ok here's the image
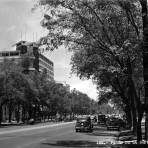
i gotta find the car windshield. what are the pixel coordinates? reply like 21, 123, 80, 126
76, 120, 90, 126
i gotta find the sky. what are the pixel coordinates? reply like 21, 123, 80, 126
0, 0, 98, 100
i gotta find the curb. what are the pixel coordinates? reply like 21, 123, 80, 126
116, 130, 136, 142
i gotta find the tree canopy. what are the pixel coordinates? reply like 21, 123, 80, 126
36, 0, 146, 141
0, 58, 96, 123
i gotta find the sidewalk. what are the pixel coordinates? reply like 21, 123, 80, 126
117, 130, 134, 141
93, 125, 119, 137
86, 124, 119, 145
91, 124, 138, 145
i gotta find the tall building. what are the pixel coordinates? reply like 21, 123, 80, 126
0, 41, 54, 81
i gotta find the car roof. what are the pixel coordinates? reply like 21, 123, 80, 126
77, 118, 88, 121
78, 119, 88, 122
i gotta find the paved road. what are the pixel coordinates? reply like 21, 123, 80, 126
0, 122, 117, 148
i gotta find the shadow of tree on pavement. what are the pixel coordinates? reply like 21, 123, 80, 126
112, 144, 148, 148
42, 140, 111, 147
42, 140, 148, 148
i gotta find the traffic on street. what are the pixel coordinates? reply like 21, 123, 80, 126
0, 120, 118, 148
1, 0, 148, 148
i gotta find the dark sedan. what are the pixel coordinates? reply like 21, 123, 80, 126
75, 118, 93, 132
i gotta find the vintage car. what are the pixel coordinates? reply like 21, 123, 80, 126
106, 117, 125, 131
98, 114, 106, 125
75, 117, 93, 132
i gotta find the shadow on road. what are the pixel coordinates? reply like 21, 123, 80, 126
112, 144, 148, 148
42, 141, 148, 148
42, 140, 111, 147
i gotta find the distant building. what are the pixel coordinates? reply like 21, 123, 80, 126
55, 81, 70, 92
0, 41, 54, 81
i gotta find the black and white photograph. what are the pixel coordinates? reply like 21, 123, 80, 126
0, 0, 148, 148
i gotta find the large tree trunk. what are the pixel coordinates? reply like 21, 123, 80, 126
145, 109, 148, 141
137, 107, 144, 143
128, 82, 137, 134
8, 103, 13, 123
140, 0, 148, 141
0, 105, 3, 124
124, 105, 132, 128
126, 56, 138, 134
28, 106, 33, 120
131, 105, 137, 134
22, 104, 26, 122
8, 108, 12, 123
16, 104, 20, 123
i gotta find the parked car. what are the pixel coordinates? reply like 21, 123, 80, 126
98, 114, 106, 125
75, 117, 93, 132
106, 117, 125, 131
28, 118, 35, 125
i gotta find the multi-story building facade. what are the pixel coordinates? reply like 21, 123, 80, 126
39, 53, 54, 81
0, 41, 54, 81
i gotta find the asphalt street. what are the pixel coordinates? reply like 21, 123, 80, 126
0, 122, 117, 148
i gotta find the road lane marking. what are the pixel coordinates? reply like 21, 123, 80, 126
0, 121, 75, 135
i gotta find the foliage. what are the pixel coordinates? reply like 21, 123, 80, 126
36, 0, 143, 92
0, 58, 96, 123
36, 0, 145, 139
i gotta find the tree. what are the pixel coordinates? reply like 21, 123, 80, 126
36, 0, 144, 142
69, 89, 95, 115
139, 0, 148, 141
0, 59, 29, 123
0, 73, 6, 123
98, 89, 131, 126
